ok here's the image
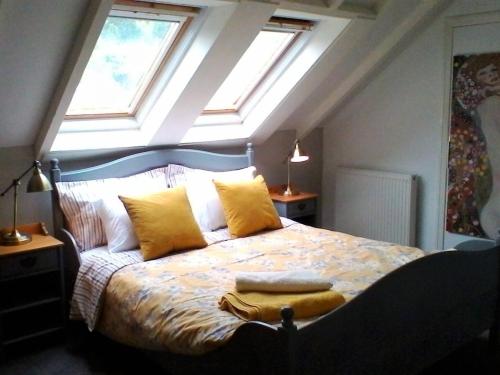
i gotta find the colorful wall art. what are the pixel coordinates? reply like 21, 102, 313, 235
447, 53, 500, 239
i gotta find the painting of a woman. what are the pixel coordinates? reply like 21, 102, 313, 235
447, 53, 500, 239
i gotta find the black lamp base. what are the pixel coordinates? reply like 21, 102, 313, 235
1, 230, 32, 246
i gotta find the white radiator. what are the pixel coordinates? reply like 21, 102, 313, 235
334, 167, 417, 246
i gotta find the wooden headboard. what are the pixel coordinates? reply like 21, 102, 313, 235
49, 144, 255, 290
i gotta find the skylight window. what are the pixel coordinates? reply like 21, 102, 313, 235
49, 5, 349, 153
202, 18, 312, 114
66, 10, 187, 118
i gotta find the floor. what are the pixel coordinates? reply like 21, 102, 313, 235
0, 330, 499, 375
0, 331, 165, 375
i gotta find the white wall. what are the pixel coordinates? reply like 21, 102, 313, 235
321, 0, 500, 250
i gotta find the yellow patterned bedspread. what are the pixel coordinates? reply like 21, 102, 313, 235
98, 223, 424, 355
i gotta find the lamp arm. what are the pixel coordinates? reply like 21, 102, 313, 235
0, 161, 38, 196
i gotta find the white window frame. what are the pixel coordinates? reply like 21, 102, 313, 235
196, 18, 313, 124
59, 5, 194, 133
192, 20, 313, 129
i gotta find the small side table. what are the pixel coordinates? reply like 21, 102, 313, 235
0, 226, 65, 356
269, 187, 318, 226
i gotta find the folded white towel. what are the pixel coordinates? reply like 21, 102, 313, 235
235, 270, 333, 293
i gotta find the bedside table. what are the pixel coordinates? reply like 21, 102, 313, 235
270, 188, 318, 226
0, 230, 65, 355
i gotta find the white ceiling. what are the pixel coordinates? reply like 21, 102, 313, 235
0, 0, 451, 157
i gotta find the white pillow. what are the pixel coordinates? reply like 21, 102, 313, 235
95, 175, 168, 252
185, 166, 256, 231
95, 197, 138, 253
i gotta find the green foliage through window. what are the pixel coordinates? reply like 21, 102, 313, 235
67, 14, 180, 116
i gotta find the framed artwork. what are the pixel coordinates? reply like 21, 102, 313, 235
446, 52, 500, 239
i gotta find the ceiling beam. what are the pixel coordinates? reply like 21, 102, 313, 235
34, 0, 112, 159
277, 0, 376, 19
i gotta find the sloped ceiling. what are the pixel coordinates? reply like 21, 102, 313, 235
285, 0, 453, 138
0, 0, 451, 157
0, 0, 89, 148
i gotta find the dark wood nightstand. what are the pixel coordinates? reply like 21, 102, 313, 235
0, 227, 65, 356
269, 187, 318, 226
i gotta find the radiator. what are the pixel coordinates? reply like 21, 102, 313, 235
334, 167, 417, 246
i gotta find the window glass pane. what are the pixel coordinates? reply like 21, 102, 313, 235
67, 15, 179, 116
204, 30, 295, 112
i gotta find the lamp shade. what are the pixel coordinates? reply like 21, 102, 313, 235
290, 140, 309, 163
27, 163, 53, 193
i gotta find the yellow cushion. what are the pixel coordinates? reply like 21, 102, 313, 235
119, 187, 207, 260
214, 175, 282, 237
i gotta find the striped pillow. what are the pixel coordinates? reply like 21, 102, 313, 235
56, 167, 170, 252
165, 164, 190, 187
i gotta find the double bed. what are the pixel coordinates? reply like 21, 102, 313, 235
49, 144, 500, 375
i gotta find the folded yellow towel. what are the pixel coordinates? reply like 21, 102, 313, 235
219, 290, 346, 322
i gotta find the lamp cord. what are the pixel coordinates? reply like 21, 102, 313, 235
287, 159, 291, 189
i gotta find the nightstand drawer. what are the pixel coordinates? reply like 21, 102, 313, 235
0, 249, 58, 279
286, 199, 316, 218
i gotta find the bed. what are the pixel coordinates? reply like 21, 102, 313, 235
49, 144, 500, 375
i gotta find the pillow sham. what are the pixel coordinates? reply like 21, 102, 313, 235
119, 187, 207, 261
214, 175, 282, 237
165, 164, 190, 188
185, 166, 256, 231
56, 167, 169, 251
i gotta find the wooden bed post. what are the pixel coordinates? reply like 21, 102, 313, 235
50, 158, 61, 182
278, 307, 298, 375
50, 159, 63, 235
246, 143, 255, 166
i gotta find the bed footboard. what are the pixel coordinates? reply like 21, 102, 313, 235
293, 245, 500, 375
149, 245, 499, 375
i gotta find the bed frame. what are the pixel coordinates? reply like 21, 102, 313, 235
50, 144, 500, 375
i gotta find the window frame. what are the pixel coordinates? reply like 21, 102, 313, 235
64, 3, 195, 121
200, 17, 314, 116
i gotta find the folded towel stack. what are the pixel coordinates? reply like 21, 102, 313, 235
235, 270, 333, 293
219, 290, 345, 322
219, 270, 345, 322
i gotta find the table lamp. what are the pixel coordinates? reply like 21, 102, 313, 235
0, 161, 53, 246
284, 139, 309, 196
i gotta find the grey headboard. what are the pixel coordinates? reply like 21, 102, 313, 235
49, 144, 255, 288
50, 144, 255, 183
